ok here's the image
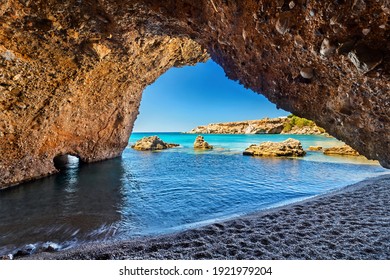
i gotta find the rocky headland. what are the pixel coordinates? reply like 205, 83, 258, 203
188, 116, 327, 135
131, 136, 179, 151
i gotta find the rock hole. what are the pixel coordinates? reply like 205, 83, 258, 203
53, 154, 80, 171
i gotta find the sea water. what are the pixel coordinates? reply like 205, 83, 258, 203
0, 133, 388, 256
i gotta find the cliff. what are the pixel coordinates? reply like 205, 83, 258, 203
188, 117, 327, 135
0, 0, 389, 188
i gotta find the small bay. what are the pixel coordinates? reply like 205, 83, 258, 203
0, 133, 388, 256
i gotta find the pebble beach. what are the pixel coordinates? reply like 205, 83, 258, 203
26, 174, 390, 260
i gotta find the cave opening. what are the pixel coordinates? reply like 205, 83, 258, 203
53, 154, 80, 171
133, 59, 289, 133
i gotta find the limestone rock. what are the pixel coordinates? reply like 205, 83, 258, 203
188, 117, 325, 135
308, 146, 323, 151
131, 136, 179, 151
282, 126, 327, 135
243, 138, 306, 157
194, 136, 213, 150
323, 145, 360, 156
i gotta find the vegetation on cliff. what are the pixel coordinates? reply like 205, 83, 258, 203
282, 115, 326, 134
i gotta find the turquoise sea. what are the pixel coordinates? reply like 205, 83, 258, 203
0, 133, 389, 256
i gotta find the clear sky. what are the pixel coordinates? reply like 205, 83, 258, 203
133, 60, 289, 132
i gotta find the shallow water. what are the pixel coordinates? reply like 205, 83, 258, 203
0, 133, 388, 256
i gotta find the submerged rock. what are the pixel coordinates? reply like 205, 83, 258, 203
131, 136, 179, 151
194, 135, 213, 150
13, 244, 36, 258
308, 146, 323, 151
323, 145, 360, 156
1, 254, 13, 260
243, 138, 306, 157
42, 242, 61, 252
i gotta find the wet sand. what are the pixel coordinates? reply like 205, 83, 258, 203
27, 175, 390, 260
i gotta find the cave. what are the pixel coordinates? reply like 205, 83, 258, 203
53, 154, 80, 171
0, 0, 389, 189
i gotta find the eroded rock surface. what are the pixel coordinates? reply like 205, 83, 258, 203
193, 135, 213, 150
323, 145, 360, 156
243, 138, 306, 157
0, 0, 389, 188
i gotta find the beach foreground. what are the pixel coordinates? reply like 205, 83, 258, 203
26, 175, 390, 260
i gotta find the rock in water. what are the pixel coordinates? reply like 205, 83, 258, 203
323, 145, 360, 156
194, 135, 213, 150
243, 138, 306, 157
132, 136, 179, 151
308, 146, 323, 151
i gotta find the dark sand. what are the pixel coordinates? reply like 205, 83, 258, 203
27, 175, 390, 260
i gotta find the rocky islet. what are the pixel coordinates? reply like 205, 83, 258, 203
131, 136, 179, 151
243, 138, 306, 157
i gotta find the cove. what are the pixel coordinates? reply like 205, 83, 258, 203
0, 133, 388, 256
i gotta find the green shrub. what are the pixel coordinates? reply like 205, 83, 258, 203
284, 115, 315, 130
283, 122, 292, 132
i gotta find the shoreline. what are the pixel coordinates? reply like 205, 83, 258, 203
25, 174, 390, 260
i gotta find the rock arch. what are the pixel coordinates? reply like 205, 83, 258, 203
0, 0, 389, 188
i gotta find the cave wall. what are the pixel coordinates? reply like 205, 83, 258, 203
0, 0, 389, 188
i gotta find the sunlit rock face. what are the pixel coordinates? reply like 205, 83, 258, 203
0, 0, 389, 188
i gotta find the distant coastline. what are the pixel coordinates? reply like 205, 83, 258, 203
187, 115, 328, 136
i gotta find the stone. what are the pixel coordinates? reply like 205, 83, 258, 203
275, 13, 292, 35
193, 136, 213, 150
320, 38, 336, 56
243, 138, 306, 157
131, 136, 179, 151
323, 145, 360, 156
13, 244, 36, 258
300, 67, 314, 79
362, 28, 370, 35
352, 0, 366, 14
1, 50, 15, 61
1, 254, 13, 260
92, 43, 111, 60
309, 146, 323, 151
42, 242, 61, 252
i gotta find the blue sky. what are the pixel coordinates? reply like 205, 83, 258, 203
133, 60, 289, 132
